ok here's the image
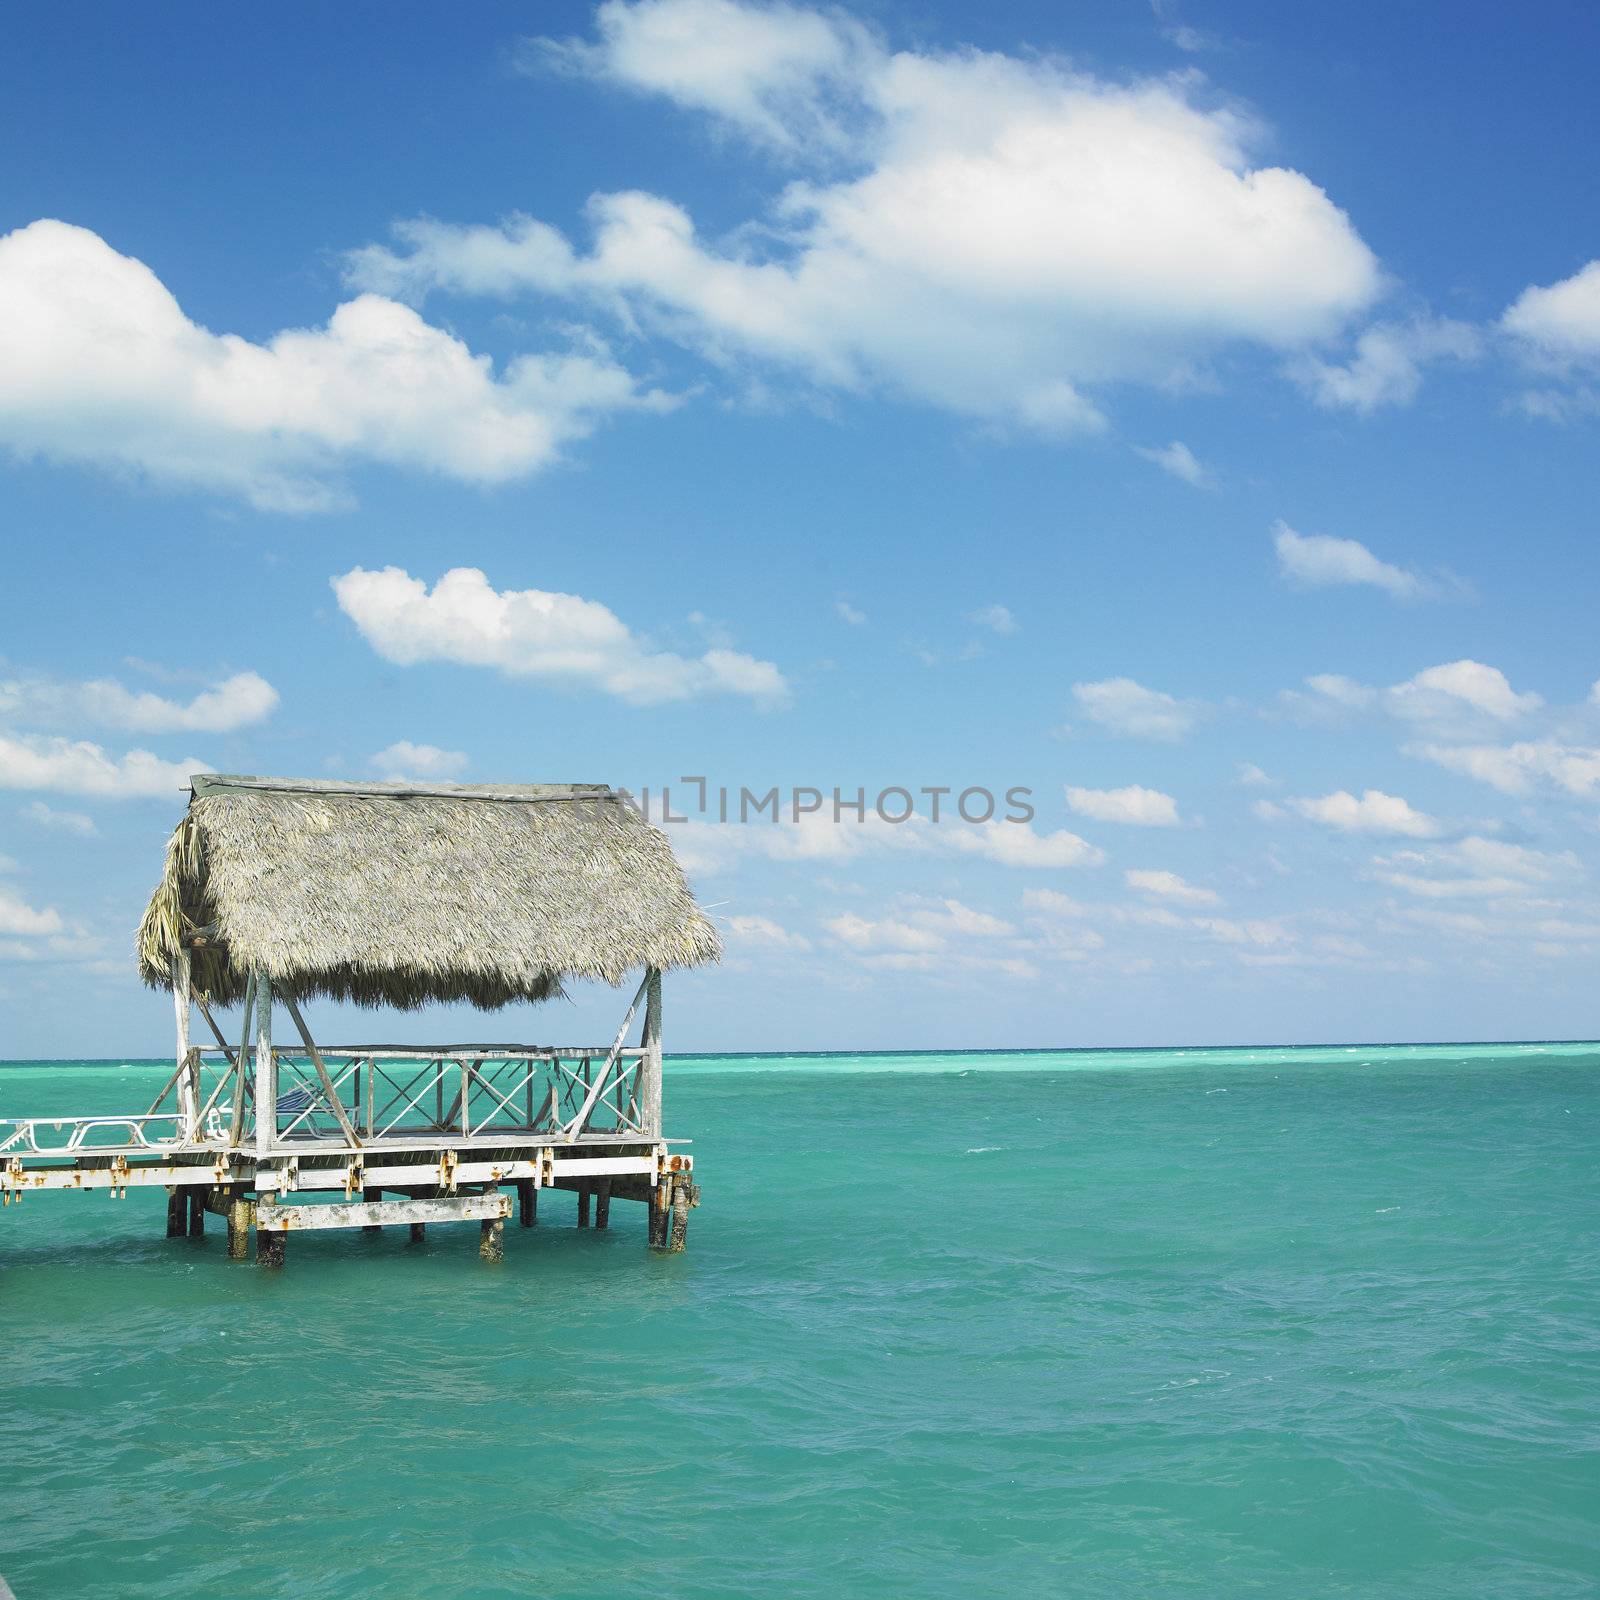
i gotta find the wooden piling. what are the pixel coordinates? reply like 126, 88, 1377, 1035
409, 1222, 426, 1244
165, 1189, 186, 1238
226, 1191, 252, 1260
187, 1188, 206, 1238
257, 1227, 285, 1268
648, 1183, 670, 1249
595, 1178, 611, 1230
577, 1182, 591, 1228
668, 1177, 690, 1253
516, 1177, 536, 1226
480, 1217, 505, 1262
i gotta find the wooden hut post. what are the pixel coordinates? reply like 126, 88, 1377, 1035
667, 1177, 691, 1253
171, 947, 197, 1140
253, 975, 275, 1157
642, 966, 663, 1137
226, 1189, 253, 1260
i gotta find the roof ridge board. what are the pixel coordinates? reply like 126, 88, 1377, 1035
190, 774, 616, 804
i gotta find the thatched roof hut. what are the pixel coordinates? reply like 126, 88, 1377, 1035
137, 775, 720, 1010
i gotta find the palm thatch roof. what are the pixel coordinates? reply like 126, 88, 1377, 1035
137, 775, 720, 1010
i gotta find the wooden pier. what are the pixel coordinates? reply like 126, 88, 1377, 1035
1, 775, 716, 1265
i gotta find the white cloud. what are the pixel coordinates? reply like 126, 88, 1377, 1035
1065, 783, 1180, 826
1287, 659, 1542, 733
946, 818, 1105, 869
1072, 677, 1198, 741
1134, 440, 1210, 486
0, 885, 65, 937
1237, 762, 1275, 787
1290, 317, 1479, 412
0, 732, 202, 798
0, 668, 277, 733
527, 0, 879, 156
370, 741, 469, 781
1022, 886, 1182, 929
1409, 740, 1600, 800
1371, 835, 1579, 900
353, 0, 1381, 434
1272, 520, 1428, 600
827, 897, 1014, 954
20, 800, 96, 836
1125, 867, 1219, 904
1385, 660, 1542, 723
726, 913, 813, 951
1502, 261, 1600, 365
1191, 915, 1293, 947
1288, 788, 1440, 837
0, 219, 667, 511
834, 599, 867, 625
333, 565, 788, 706
968, 603, 1018, 636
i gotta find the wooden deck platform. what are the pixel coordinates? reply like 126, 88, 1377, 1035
1, 1034, 699, 1262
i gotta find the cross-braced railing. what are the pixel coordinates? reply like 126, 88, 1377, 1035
4, 967, 666, 1161
142, 1043, 653, 1151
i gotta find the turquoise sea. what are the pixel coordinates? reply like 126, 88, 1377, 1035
0, 1043, 1596, 1599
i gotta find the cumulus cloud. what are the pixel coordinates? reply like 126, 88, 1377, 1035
827, 897, 1039, 977
1290, 317, 1480, 412
1284, 659, 1541, 733
0, 219, 667, 511
332, 565, 788, 706
1072, 677, 1198, 740
1135, 440, 1210, 486
1371, 835, 1578, 900
1125, 867, 1219, 904
670, 808, 1102, 875
1409, 740, 1600, 799
1385, 660, 1542, 723
828, 897, 1014, 953
351, 0, 1381, 435
0, 668, 277, 733
1502, 261, 1600, 366
20, 800, 96, 836
370, 741, 469, 781
946, 818, 1105, 868
1272, 520, 1433, 600
1065, 783, 1180, 826
1287, 788, 1439, 837
726, 913, 813, 951
834, 599, 867, 625
528, 0, 879, 156
0, 732, 200, 798
967, 603, 1018, 636
0, 884, 65, 937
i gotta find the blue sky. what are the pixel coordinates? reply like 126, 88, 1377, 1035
2, 0, 1599, 1056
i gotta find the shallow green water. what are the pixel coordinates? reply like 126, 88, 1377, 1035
1, 1043, 1597, 1598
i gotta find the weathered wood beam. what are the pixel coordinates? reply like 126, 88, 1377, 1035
228, 973, 256, 1147
255, 1194, 512, 1232
253, 975, 274, 1157
641, 967, 663, 1138
278, 989, 362, 1149
172, 947, 196, 1135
